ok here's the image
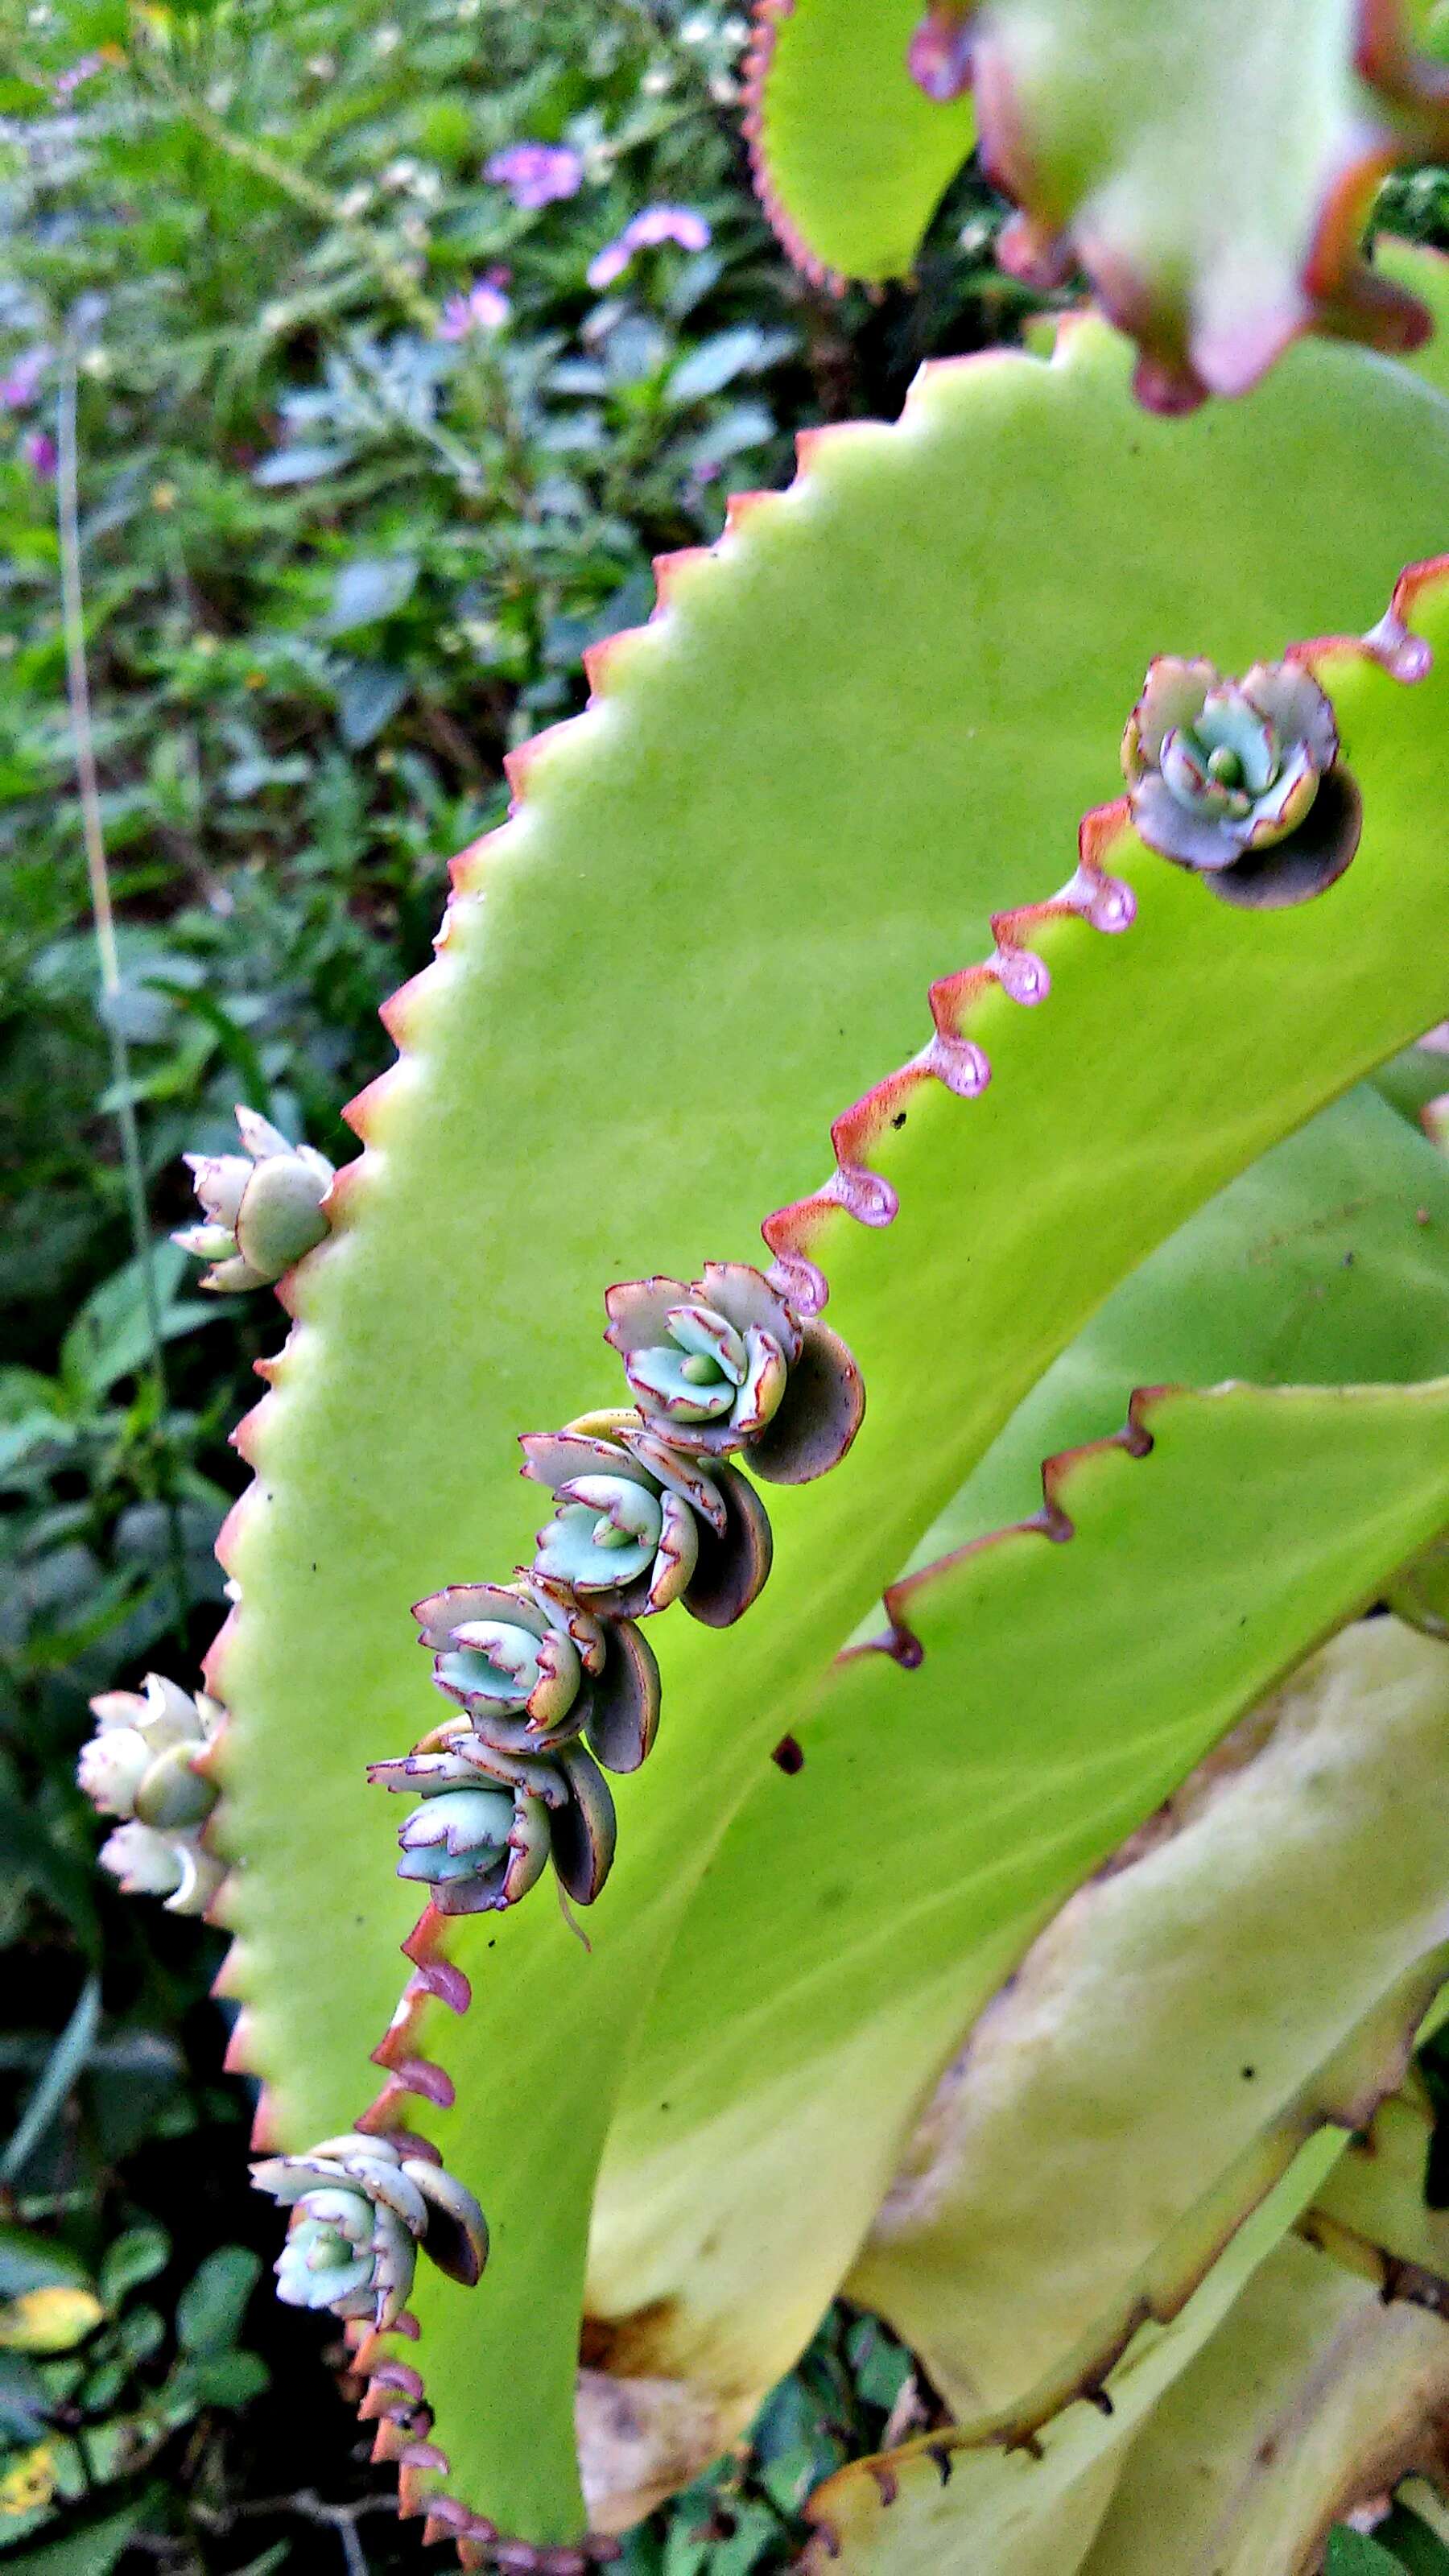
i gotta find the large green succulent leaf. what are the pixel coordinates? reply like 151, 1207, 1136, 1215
792, 1619, 1449, 2572
916, 1083, 1449, 1554
213, 312, 1449, 2544
741, 0, 976, 286
797, 2145, 1349, 2575
585, 1521, 1449, 2520
745, 0, 1449, 403
1079, 2232, 1449, 2574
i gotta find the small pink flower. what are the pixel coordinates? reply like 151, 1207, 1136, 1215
485, 143, 584, 210
0, 348, 50, 411
438, 279, 511, 341
53, 51, 104, 100
586, 206, 712, 292
21, 431, 57, 481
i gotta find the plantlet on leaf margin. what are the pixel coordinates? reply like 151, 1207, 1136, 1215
746, 0, 1449, 411
174, 1104, 333, 1292
252, 2131, 487, 2330
76, 1674, 225, 1917
1122, 655, 1361, 910
907, 4, 974, 104
603, 1262, 863, 1479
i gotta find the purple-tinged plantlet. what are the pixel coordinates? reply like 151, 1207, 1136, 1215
79, 1674, 224, 1917
174, 1106, 333, 1291
604, 1262, 864, 1480
253, 2132, 487, 2328
415, 1578, 660, 1773
522, 1424, 772, 1626
1122, 658, 1360, 907
369, 1724, 617, 1910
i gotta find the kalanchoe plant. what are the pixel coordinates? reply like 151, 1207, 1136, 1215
252, 2134, 487, 2328
174, 1104, 334, 1292
603, 1261, 864, 1478
522, 1422, 774, 1626
107, 181, 1449, 2575
1121, 656, 1360, 907
78, 1675, 224, 1917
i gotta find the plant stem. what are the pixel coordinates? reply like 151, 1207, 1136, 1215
56, 349, 192, 1650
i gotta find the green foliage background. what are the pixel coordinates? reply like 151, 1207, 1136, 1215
1, 0, 1448, 2563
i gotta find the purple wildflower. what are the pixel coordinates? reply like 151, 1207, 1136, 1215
586, 206, 712, 292
485, 143, 584, 211
21, 431, 57, 481
438, 279, 511, 341
53, 52, 105, 99
0, 348, 50, 412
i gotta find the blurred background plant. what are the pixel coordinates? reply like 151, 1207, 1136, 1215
1, 0, 1447, 2562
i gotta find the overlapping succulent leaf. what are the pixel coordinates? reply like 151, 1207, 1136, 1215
1074, 2232, 1449, 2576
253, 2132, 487, 2330
78, 1674, 224, 1917
174, 1105, 333, 1292
416, 1578, 661, 1772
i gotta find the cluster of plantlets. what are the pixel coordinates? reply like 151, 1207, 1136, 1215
367, 1264, 862, 1922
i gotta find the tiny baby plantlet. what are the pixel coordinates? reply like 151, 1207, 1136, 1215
101, 27, 1449, 2570
76, 1675, 224, 1918
253, 2132, 488, 2326
173, 1107, 334, 1294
